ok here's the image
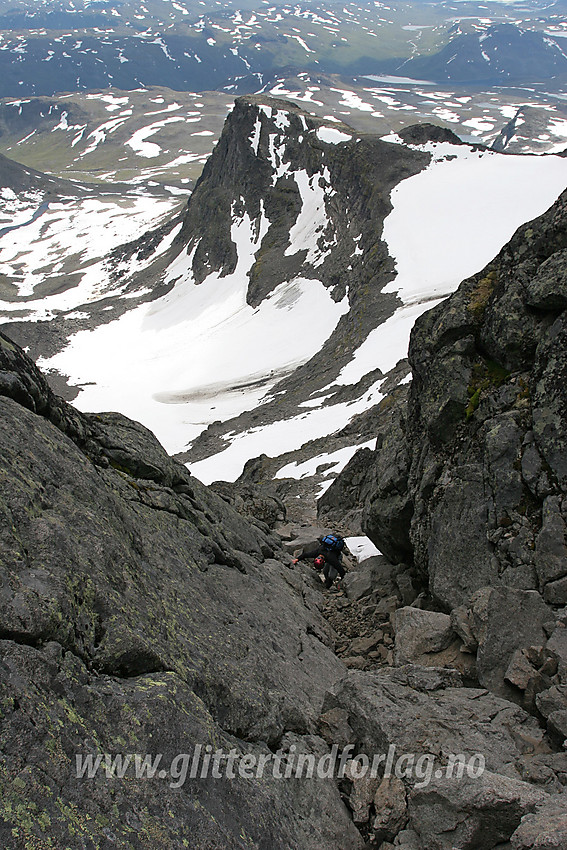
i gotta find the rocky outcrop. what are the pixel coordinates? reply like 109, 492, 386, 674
392, 607, 458, 667
403, 189, 567, 608
0, 331, 365, 849
409, 770, 549, 850
510, 791, 567, 848
320, 188, 567, 839
327, 188, 567, 612
321, 666, 564, 847
397, 123, 465, 147
318, 383, 411, 551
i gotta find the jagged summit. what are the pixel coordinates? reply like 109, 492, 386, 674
235, 93, 358, 134
42, 96, 431, 455
177, 94, 418, 304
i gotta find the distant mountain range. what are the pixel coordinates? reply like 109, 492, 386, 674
401, 23, 567, 85
0, 0, 567, 97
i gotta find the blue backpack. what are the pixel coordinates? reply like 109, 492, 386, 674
321, 534, 345, 552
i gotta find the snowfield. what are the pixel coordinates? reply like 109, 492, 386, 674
187, 144, 567, 484
42, 201, 350, 454
0, 188, 45, 230
381, 139, 567, 303
23, 134, 567, 487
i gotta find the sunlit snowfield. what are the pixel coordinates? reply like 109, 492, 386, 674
38, 120, 567, 485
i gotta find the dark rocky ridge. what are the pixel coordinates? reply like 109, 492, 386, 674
322, 187, 567, 750
397, 123, 465, 147
0, 330, 366, 849
179, 95, 429, 305
176, 96, 432, 463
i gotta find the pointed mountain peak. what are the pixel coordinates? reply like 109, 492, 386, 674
176, 95, 422, 307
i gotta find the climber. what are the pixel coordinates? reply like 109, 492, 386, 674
292, 534, 346, 589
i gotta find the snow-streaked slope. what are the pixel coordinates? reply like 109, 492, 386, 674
335, 301, 439, 386
275, 440, 377, 481
33, 129, 567, 489
275, 439, 377, 497
188, 379, 385, 483
42, 202, 350, 453
0, 192, 182, 319
326, 140, 567, 391
188, 144, 567, 484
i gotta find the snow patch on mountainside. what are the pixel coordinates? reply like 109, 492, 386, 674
42, 203, 349, 454
275, 440, 377, 481
316, 127, 352, 144
275, 439, 377, 496
126, 117, 186, 158
0, 194, 180, 318
189, 143, 567, 484
0, 188, 44, 229
284, 167, 335, 266
335, 301, 437, 387
345, 536, 383, 561
30, 135, 567, 489
189, 378, 385, 484
381, 141, 567, 303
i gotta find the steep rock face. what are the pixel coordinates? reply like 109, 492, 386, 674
406, 188, 567, 609
173, 96, 431, 464
0, 332, 364, 849
323, 190, 567, 761
333, 189, 567, 610
178, 96, 429, 309
318, 383, 412, 552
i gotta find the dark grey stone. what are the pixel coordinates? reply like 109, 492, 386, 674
470, 587, 551, 701
410, 771, 550, 850
0, 333, 363, 850
524, 248, 567, 310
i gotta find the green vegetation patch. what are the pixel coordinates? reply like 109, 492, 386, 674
467, 270, 498, 321
465, 357, 511, 419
